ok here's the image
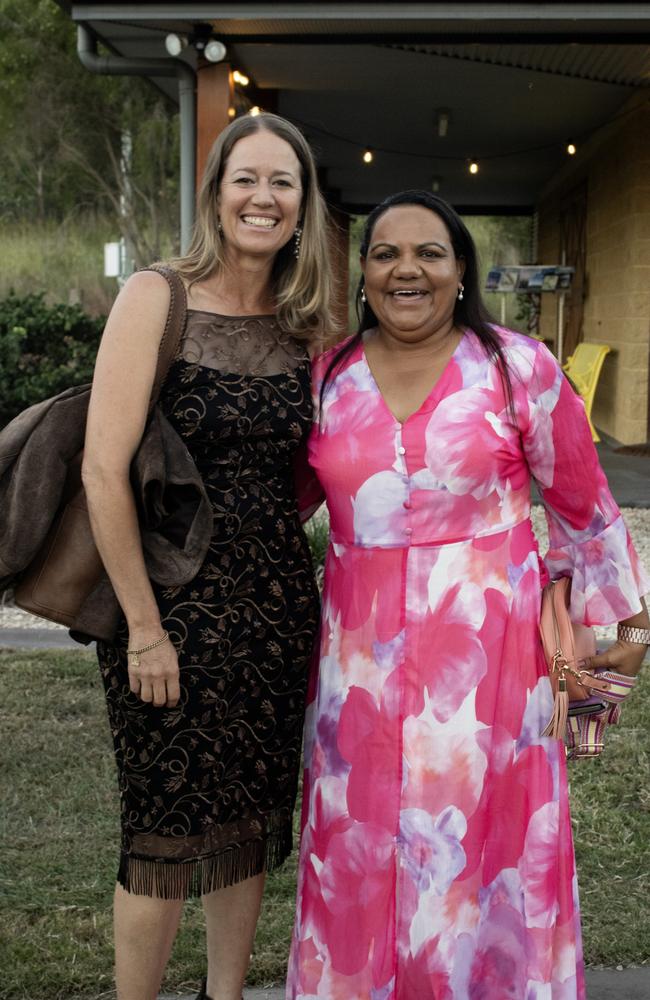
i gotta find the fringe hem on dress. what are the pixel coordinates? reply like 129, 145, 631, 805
117, 825, 293, 900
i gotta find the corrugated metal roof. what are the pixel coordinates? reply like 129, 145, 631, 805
68, 2, 650, 39
389, 43, 650, 87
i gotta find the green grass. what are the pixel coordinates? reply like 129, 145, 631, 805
0, 650, 299, 999
0, 216, 120, 317
1, 649, 649, 999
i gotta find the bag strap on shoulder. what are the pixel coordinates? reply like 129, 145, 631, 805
141, 265, 188, 415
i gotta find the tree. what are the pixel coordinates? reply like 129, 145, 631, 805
0, 0, 180, 261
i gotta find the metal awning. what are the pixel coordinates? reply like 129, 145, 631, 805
59, 2, 650, 212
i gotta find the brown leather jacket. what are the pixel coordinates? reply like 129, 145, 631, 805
0, 383, 211, 643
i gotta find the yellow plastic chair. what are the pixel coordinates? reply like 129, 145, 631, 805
562, 342, 611, 442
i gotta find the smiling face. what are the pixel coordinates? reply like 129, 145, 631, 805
361, 204, 465, 343
217, 129, 303, 261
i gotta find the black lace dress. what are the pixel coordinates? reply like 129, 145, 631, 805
96, 311, 320, 899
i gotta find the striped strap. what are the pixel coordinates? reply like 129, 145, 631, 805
566, 670, 637, 760
595, 669, 637, 704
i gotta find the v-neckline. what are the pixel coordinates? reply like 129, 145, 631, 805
361, 330, 465, 426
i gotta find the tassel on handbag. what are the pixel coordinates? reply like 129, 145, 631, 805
539, 578, 636, 752
539, 578, 610, 738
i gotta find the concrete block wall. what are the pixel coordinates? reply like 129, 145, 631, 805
537, 98, 650, 444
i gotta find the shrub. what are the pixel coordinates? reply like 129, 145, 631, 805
0, 292, 104, 428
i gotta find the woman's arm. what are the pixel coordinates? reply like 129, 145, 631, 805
517, 339, 650, 677
585, 597, 650, 677
82, 270, 180, 708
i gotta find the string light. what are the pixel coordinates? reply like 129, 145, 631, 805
469, 159, 479, 175
432, 176, 442, 193
249, 106, 262, 117
363, 148, 374, 164
567, 142, 577, 155
290, 110, 641, 167
228, 106, 236, 119
232, 70, 250, 86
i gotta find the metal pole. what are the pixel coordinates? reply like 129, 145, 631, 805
178, 71, 196, 253
76, 25, 196, 253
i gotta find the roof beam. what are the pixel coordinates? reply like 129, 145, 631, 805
69, 3, 650, 26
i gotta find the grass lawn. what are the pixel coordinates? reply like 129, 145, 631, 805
1, 647, 649, 999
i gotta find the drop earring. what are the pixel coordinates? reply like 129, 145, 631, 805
361, 286, 367, 304
293, 225, 303, 259
457, 283, 464, 301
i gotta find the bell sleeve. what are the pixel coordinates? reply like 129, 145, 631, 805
518, 340, 649, 625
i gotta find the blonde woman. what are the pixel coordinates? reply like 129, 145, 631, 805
82, 113, 333, 1000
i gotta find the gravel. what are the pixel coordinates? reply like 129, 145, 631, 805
1, 508, 648, 643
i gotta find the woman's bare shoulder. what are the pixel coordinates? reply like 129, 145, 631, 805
103, 270, 171, 341
116, 269, 171, 310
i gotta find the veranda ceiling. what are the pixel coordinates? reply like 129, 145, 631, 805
59, 2, 650, 212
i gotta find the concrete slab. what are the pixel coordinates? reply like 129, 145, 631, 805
0, 627, 85, 650
596, 441, 649, 508
161, 991, 283, 1000
585, 966, 650, 998
164, 967, 650, 999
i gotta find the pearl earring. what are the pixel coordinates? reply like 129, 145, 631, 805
293, 225, 303, 259
361, 288, 367, 304
457, 283, 464, 301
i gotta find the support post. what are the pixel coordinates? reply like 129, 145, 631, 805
196, 63, 232, 191
329, 206, 351, 335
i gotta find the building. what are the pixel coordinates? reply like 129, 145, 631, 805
58, 1, 650, 444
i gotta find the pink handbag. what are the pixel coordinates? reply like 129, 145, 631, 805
539, 578, 636, 757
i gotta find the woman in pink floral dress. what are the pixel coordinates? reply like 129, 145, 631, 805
288, 191, 650, 999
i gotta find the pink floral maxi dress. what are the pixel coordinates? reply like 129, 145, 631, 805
287, 328, 649, 1000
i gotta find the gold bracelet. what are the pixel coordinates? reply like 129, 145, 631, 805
617, 624, 650, 646
126, 631, 169, 667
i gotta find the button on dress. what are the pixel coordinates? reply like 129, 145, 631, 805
287, 328, 648, 999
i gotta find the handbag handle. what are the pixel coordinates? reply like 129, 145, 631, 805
142, 265, 188, 416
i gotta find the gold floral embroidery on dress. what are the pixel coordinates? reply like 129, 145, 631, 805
96, 312, 319, 899
180, 310, 307, 376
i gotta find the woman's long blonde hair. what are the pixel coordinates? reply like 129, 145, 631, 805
168, 113, 335, 340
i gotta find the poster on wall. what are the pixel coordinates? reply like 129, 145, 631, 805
485, 265, 574, 293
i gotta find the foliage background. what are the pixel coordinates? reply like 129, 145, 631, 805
0, 0, 180, 313
0, 293, 103, 426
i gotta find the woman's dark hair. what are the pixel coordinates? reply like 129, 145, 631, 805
319, 189, 514, 415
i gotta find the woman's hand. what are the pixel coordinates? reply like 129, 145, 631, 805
582, 638, 648, 679
127, 633, 181, 708
582, 599, 650, 678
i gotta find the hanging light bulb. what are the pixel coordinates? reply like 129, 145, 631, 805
249, 106, 262, 117
232, 70, 250, 86
567, 141, 577, 156
363, 148, 374, 165
228, 106, 236, 119
469, 159, 479, 175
